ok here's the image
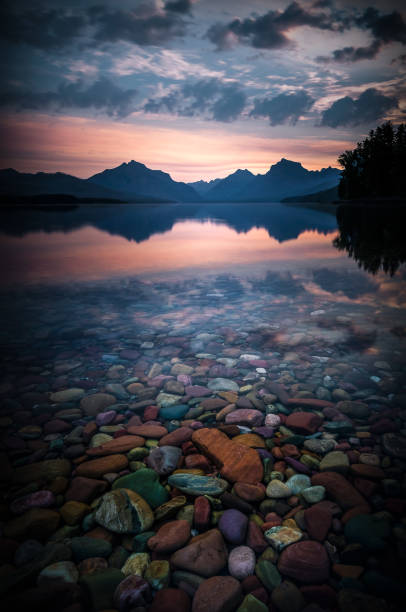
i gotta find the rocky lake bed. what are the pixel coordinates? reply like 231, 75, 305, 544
0, 272, 405, 612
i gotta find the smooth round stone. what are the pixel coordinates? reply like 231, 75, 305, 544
96, 410, 117, 426
168, 474, 228, 496
170, 529, 228, 577
266, 480, 291, 498
94, 488, 154, 534
192, 575, 243, 612
147, 445, 182, 476
38, 561, 79, 584
90, 433, 113, 448
320, 451, 350, 474
228, 546, 256, 580
76, 454, 128, 478
303, 438, 335, 454
50, 388, 85, 403
71, 536, 113, 561
285, 474, 311, 495
255, 559, 281, 591
148, 520, 191, 553
112, 468, 169, 508
149, 587, 191, 612
218, 509, 248, 544
10, 490, 55, 515
18, 425, 42, 439
113, 574, 151, 611
265, 526, 303, 551
382, 433, 406, 459
144, 560, 170, 590
277, 541, 330, 583
301, 486, 325, 504
121, 552, 150, 577
237, 593, 269, 612
208, 378, 240, 392
265, 414, 281, 427
160, 404, 189, 420
80, 393, 116, 416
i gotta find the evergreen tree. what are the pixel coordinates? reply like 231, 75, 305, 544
338, 122, 406, 199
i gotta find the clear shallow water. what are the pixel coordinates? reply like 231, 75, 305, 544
1, 202, 406, 609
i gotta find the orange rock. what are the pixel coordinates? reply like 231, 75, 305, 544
332, 564, 364, 579
127, 425, 168, 438
85, 435, 145, 456
192, 428, 263, 484
232, 433, 266, 448
218, 391, 238, 403
76, 454, 128, 478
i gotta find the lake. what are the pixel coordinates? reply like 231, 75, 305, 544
0, 201, 406, 609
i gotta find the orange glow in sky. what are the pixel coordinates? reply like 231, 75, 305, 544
0, 113, 351, 182
0, 220, 341, 284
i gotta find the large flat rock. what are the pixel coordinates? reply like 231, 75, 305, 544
192, 428, 263, 484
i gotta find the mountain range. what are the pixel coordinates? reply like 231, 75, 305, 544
0, 158, 341, 204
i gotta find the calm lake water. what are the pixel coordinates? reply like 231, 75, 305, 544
0, 201, 405, 376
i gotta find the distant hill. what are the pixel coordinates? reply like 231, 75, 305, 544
188, 178, 221, 195
236, 159, 340, 202
282, 185, 339, 203
203, 169, 255, 201
88, 160, 200, 203
0, 168, 128, 200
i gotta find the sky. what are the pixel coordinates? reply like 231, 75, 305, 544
0, 0, 405, 182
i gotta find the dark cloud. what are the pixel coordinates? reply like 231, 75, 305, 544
250, 90, 315, 125
317, 39, 382, 63
0, 2, 190, 50
144, 78, 246, 122
164, 0, 194, 13
317, 7, 406, 63
0, 5, 86, 50
0, 77, 138, 118
321, 88, 398, 127
206, 1, 343, 50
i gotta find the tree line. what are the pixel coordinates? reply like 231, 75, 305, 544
338, 121, 406, 200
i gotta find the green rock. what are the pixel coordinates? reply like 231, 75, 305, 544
344, 514, 391, 551
121, 552, 150, 576
168, 473, 228, 496
237, 593, 269, 612
255, 559, 281, 591
301, 486, 325, 504
112, 468, 169, 509
176, 504, 195, 524
145, 559, 170, 590
159, 404, 189, 419
283, 435, 306, 447
80, 568, 124, 611
133, 531, 155, 552
71, 536, 112, 562
127, 447, 149, 460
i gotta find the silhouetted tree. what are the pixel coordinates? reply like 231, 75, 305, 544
338, 121, 406, 199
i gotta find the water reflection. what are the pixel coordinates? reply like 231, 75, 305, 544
333, 203, 406, 276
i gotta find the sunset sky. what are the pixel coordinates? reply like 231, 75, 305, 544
1, 0, 405, 181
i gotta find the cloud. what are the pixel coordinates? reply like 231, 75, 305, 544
0, 4, 86, 50
0, 77, 138, 118
0, 2, 191, 50
206, 1, 342, 50
321, 88, 398, 128
144, 78, 246, 122
317, 39, 382, 63
317, 7, 406, 63
250, 90, 315, 125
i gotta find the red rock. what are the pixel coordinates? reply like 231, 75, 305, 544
304, 504, 332, 542
281, 444, 300, 458
43, 419, 71, 434
194, 496, 211, 531
65, 476, 107, 503
170, 529, 228, 577
349, 464, 385, 480
85, 435, 145, 456
127, 425, 168, 438
75, 454, 128, 478
341, 505, 371, 524
225, 409, 263, 428
241, 575, 263, 594
148, 520, 191, 553
143, 405, 159, 421
246, 520, 268, 553
287, 398, 334, 409
149, 588, 191, 612
159, 427, 194, 447
353, 478, 377, 498
233, 482, 265, 502
192, 428, 263, 484
311, 472, 370, 511
278, 541, 330, 583
285, 412, 323, 435
185, 454, 211, 472
192, 576, 243, 612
